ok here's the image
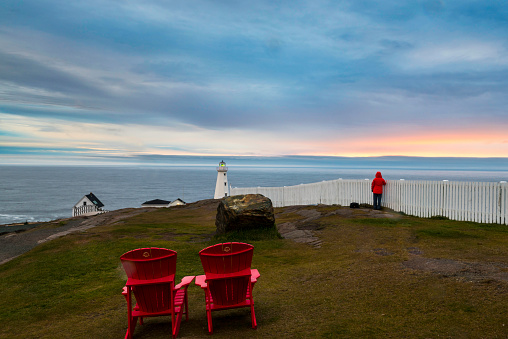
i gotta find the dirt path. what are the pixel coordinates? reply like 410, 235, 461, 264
275, 205, 396, 248
0, 208, 151, 265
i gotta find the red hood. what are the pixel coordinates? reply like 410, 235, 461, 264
375, 172, 382, 178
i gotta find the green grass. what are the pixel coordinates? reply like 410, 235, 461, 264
0, 204, 507, 338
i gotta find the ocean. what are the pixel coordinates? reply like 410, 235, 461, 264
1, 156, 507, 225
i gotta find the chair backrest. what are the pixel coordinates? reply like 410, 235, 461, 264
199, 243, 253, 306
120, 248, 177, 313
199, 242, 253, 274
121, 247, 177, 280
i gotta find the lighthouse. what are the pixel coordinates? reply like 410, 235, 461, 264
214, 160, 229, 199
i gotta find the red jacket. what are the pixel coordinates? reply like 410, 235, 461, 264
371, 172, 386, 194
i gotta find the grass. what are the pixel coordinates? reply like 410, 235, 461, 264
0, 203, 507, 338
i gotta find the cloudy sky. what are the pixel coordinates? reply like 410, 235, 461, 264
1, 0, 507, 164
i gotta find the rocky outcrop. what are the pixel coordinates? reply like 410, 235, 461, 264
215, 194, 275, 234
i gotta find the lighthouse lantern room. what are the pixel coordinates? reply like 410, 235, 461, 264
214, 160, 229, 199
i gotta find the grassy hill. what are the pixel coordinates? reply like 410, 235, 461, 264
1, 200, 507, 338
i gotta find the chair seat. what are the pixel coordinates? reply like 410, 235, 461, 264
126, 274, 175, 286
132, 307, 180, 318
131, 288, 188, 317
205, 290, 254, 311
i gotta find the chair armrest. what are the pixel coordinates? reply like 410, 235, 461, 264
195, 275, 207, 288
175, 275, 195, 289
251, 269, 260, 283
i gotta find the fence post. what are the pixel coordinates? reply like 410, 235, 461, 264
500, 181, 507, 225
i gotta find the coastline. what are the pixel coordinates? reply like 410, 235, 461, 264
1, 163, 507, 226
0, 207, 152, 265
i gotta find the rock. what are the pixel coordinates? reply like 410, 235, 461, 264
215, 194, 275, 234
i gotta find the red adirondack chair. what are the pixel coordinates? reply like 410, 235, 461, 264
195, 242, 260, 334
120, 247, 195, 339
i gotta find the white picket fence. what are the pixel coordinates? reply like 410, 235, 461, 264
230, 179, 508, 225
72, 205, 106, 217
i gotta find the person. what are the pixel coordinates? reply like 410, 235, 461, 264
371, 171, 386, 210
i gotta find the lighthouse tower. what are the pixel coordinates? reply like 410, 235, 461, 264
214, 160, 229, 199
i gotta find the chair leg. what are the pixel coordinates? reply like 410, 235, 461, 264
184, 292, 189, 321
249, 283, 257, 329
125, 315, 138, 339
172, 307, 184, 339
250, 303, 257, 329
207, 308, 213, 334
125, 287, 138, 339
204, 289, 213, 334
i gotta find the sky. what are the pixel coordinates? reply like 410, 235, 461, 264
0, 0, 507, 165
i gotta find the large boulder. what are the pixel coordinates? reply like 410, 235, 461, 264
215, 194, 275, 234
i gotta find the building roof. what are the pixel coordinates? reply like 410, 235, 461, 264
85, 192, 104, 208
168, 198, 186, 206
142, 199, 171, 206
